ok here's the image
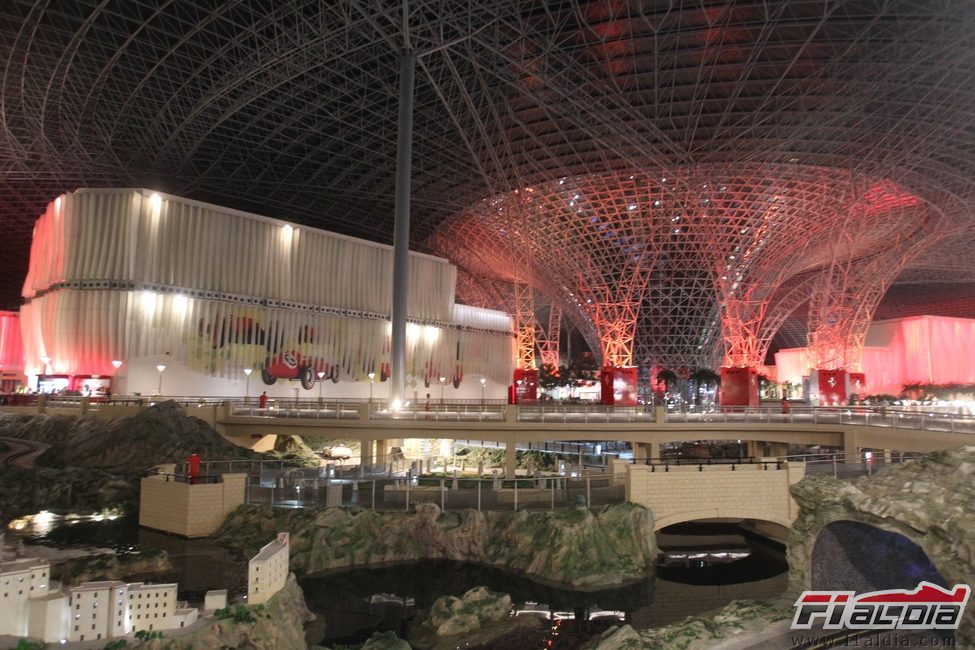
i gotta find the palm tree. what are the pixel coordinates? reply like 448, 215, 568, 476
689, 368, 721, 407
656, 368, 680, 396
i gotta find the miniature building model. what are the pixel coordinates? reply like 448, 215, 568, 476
67, 580, 128, 642
126, 582, 178, 633
0, 558, 53, 638
248, 532, 290, 605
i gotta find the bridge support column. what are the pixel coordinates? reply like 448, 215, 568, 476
747, 440, 762, 458
768, 442, 789, 459
505, 440, 517, 479
843, 430, 859, 464
360, 439, 374, 471
630, 441, 658, 462
374, 439, 388, 465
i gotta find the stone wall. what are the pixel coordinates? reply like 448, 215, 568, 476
626, 461, 804, 530
139, 472, 246, 537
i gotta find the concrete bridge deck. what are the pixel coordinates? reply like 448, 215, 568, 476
3, 397, 972, 476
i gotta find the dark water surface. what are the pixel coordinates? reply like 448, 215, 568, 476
15, 514, 247, 599
300, 522, 789, 648
16, 516, 788, 649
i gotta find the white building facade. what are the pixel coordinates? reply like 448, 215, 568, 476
20, 189, 515, 400
248, 532, 290, 605
0, 559, 52, 638
127, 582, 178, 633
67, 580, 128, 643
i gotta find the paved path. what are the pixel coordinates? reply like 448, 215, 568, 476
0, 436, 50, 467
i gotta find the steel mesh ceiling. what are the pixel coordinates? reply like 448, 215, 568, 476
2, 1, 974, 366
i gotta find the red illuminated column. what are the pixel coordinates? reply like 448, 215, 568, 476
600, 366, 639, 406
719, 367, 759, 407
187, 453, 201, 484
512, 368, 538, 405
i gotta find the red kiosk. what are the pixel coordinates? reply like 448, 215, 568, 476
719, 366, 759, 407
599, 366, 638, 406
510, 368, 539, 404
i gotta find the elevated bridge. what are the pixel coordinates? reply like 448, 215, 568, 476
3, 397, 973, 479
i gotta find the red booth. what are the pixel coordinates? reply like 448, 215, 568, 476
719, 366, 759, 407
599, 367, 639, 406
511, 368, 539, 404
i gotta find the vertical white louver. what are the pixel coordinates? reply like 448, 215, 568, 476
20, 189, 514, 384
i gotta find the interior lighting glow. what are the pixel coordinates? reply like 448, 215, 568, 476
140, 290, 157, 314
172, 294, 188, 316
149, 193, 162, 210
406, 322, 420, 344
423, 325, 440, 344
280, 223, 294, 246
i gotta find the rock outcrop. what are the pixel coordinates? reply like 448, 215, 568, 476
141, 573, 314, 650
787, 445, 975, 646
427, 586, 511, 636
218, 501, 656, 589
53, 548, 171, 585
0, 402, 260, 521
578, 447, 975, 649
585, 599, 793, 649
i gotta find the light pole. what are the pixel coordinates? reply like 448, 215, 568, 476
439, 376, 447, 403
243, 368, 252, 402
317, 371, 325, 404
156, 364, 166, 396
368, 371, 376, 403
111, 360, 123, 399
480, 377, 486, 405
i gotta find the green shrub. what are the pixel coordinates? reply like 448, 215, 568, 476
214, 603, 265, 623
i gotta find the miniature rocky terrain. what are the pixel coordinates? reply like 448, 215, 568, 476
409, 586, 544, 650
218, 501, 657, 589
578, 445, 975, 649
0, 401, 260, 521
51, 547, 172, 585
788, 445, 975, 646
135, 573, 314, 650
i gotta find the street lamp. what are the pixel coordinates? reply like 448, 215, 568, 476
243, 368, 253, 402
317, 371, 325, 403
368, 371, 376, 403
156, 364, 166, 396
39, 355, 51, 375
439, 376, 447, 403
111, 360, 123, 399
479, 377, 486, 404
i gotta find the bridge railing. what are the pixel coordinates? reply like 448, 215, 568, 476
667, 405, 975, 434
230, 399, 362, 419
779, 451, 924, 479
517, 403, 656, 423
247, 471, 623, 512
9, 396, 975, 434
369, 401, 506, 422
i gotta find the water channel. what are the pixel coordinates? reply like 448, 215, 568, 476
12, 516, 788, 649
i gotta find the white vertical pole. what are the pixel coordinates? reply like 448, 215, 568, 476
391, 49, 416, 409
